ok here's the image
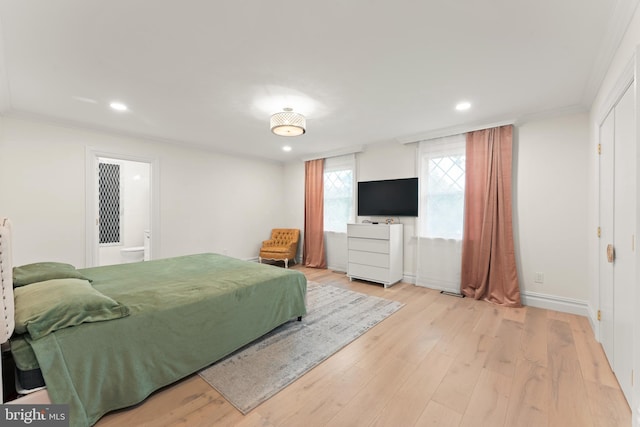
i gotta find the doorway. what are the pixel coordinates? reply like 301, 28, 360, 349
85, 150, 159, 267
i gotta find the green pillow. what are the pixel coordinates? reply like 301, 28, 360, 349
13, 262, 91, 287
14, 278, 130, 340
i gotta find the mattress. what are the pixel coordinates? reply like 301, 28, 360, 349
10, 335, 45, 391
16, 366, 45, 391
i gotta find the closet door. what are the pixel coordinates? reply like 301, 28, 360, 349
613, 84, 635, 403
599, 108, 614, 365
599, 83, 635, 406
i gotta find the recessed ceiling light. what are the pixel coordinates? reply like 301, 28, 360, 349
72, 96, 97, 104
456, 101, 471, 111
282, 146, 292, 152
110, 102, 128, 111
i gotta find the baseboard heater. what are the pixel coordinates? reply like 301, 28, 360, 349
440, 290, 465, 298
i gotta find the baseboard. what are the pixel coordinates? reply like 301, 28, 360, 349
413, 280, 459, 295
402, 274, 416, 284
521, 291, 590, 317
326, 264, 346, 274
407, 283, 590, 318
261, 262, 590, 318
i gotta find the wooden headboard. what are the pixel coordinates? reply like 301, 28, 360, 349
0, 217, 15, 345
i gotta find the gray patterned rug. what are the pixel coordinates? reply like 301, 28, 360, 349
198, 281, 404, 414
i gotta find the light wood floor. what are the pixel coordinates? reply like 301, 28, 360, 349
97, 267, 630, 427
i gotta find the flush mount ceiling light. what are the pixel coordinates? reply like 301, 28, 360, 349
270, 108, 306, 136
455, 101, 471, 111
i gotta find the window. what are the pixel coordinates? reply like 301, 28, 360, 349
420, 134, 466, 239
323, 154, 355, 232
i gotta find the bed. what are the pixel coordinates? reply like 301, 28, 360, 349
0, 218, 307, 427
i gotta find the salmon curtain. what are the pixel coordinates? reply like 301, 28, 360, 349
460, 125, 521, 307
303, 159, 327, 268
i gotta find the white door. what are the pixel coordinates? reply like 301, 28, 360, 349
599, 83, 636, 406
599, 107, 615, 365
613, 85, 635, 403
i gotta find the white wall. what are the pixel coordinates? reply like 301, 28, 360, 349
122, 160, 150, 249
356, 142, 417, 181
356, 142, 419, 278
285, 114, 590, 307
514, 113, 589, 303
283, 160, 305, 263
0, 116, 287, 267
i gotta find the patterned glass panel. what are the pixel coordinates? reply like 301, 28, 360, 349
324, 169, 353, 233
99, 163, 121, 244
425, 154, 465, 239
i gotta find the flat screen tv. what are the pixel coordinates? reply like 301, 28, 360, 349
357, 177, 418, 217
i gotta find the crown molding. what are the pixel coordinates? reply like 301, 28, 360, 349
300, 145, 364, 162
514, 104, 589, 126
395, 119, 516, 145
395, 103, 591, 145
594, 54, 635, 127
581, 0, 640, 105
1, 110, 285, 165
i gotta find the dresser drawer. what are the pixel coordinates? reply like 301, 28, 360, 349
348, 263, 390, 282
348, 250, 389, 268
347, 224, 390, 239
348, 237, 390, 254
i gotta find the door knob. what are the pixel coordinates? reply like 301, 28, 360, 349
606, 244, 615, 263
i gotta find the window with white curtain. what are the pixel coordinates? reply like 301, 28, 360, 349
416, 133, 466, 290
323, 154, 355, 233
419, 134, 466, 239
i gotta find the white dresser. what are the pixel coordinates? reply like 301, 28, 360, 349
347, 223, 403, 288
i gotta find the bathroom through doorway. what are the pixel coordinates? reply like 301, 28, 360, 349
85, 149, 158, 267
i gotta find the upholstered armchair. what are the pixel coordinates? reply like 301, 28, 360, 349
259, 228, 300, 268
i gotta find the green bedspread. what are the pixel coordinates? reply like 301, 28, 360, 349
15, 253, 307, 427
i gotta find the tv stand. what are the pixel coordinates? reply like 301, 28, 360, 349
347, 223, 403, 287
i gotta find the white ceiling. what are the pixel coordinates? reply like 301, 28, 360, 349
0, 1, 637, 162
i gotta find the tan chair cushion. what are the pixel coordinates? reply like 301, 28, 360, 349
259, 228, 299, 262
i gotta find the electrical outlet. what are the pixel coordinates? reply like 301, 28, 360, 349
534, 272, 544, 284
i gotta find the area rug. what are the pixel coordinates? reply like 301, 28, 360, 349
198, 281, 404, 414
